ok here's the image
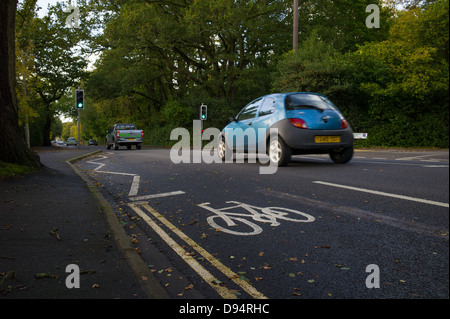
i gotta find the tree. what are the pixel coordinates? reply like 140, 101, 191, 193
23, 6, 88, 145
0, 0, 40, 167
273, 0, 448, 147
296, 0, 391, 52
85, 0, 292, 137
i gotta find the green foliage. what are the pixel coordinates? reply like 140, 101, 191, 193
273, 0, 448, 148
83, 0, 291, 144
15, 0, 89, 145
18, 0, 447, 148
0, 161, 36, 179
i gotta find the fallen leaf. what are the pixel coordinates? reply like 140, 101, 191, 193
34, 273, 58, 279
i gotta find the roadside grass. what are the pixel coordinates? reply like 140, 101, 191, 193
0, 161, 37, 179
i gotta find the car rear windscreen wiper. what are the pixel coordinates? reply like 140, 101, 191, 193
287, 104, 327, 112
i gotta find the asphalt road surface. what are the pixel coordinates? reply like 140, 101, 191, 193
75, 147, 449, 299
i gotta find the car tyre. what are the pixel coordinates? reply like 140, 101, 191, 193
330, 146, 353, 164
218, 138, 226, 162
136, 144, 142, 150
268, 137, 291, 167
114, 141, 119, 150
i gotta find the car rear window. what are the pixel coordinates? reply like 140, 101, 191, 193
116, 124, 136, 130
285, 94, 336, 111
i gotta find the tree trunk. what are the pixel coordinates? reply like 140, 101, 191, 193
42, 105, 52, 146
0, 0, 40, 167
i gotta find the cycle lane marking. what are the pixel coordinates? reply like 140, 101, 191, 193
313, 181, 449, 208
128, 202, 267, 299
262, 188, 448, 238
197, 201, 315, 236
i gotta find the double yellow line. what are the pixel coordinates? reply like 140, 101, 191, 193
129, 202, 267, 299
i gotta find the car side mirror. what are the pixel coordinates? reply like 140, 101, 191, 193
229, 116, 237, 122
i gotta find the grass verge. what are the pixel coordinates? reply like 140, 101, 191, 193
0, 161, 37, 180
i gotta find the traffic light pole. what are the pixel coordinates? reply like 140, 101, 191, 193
199, 103, 207, 135
76, 87, 83, 149
77, 108, 81, 149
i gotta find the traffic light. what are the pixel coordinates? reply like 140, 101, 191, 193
76, 89, 84, 109
200, 104, 207, 120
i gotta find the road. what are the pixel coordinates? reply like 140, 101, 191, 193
75, 147, 449, 299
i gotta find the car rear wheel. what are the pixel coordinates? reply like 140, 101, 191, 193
329, 146, 353, 163
268, 137, 291, 167
218, 139, 226, 161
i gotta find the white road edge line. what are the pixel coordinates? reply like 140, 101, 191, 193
86, 154, 141, 197
313, 181, 449, 208
129, 190, 185, 201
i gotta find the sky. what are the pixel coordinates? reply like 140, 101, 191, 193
35, 0, 56, 17
36, 0, 78, 18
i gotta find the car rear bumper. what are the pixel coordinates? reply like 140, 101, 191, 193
273, 119, 354, 152
116, 138, 143, 145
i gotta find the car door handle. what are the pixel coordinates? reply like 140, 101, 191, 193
248, 122, 252, 126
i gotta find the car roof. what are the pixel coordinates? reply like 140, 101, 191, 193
255, 92, 327, 101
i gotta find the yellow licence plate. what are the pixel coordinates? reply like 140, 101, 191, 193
315, 136, 341, 143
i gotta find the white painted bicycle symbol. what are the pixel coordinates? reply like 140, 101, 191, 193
197, 201, 315, 236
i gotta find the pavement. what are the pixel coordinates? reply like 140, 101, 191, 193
0, 146, 168, 299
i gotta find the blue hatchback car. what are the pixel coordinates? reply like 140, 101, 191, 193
218, 92, 354, 166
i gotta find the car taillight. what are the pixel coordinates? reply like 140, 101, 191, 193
341, 119, 348, 129
141, 130, 144, 138
116, 130, 120, 138
289, 118, 308, 129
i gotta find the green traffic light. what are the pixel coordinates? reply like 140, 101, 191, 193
78, 103, 83, 108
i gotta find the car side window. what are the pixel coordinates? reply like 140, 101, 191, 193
237, 99, 261, 121
258, 97, 275, 117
